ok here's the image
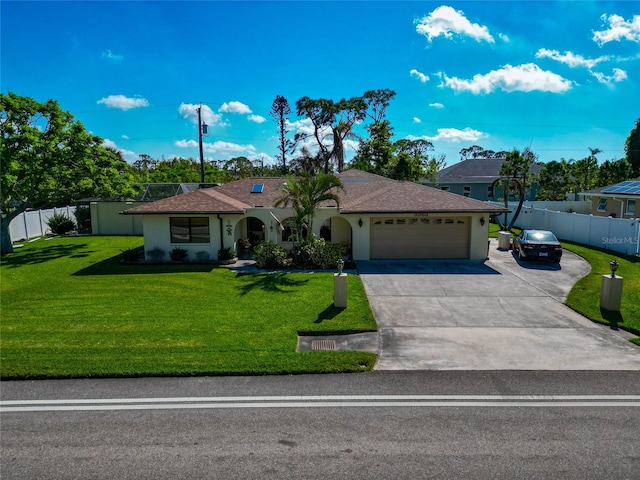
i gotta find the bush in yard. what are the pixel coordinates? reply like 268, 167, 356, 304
217, 247, 236, 260
170, 247, 188, 262
293, 237, 346, 270
253, 241, 288, 269
46, 213, 76, 235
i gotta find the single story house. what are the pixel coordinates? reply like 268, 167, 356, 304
579, 180, 639, 218
122, 169, 508, 262
425, 157, 542, 201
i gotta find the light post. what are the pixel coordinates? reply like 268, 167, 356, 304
601, 259, 623, 312
334, 258, 347, 308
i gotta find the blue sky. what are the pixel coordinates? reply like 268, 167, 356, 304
2, 1, 639, 167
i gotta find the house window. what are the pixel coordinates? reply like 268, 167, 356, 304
463, 186, 471, 197
440, 186, 450, 192
626, 199, 636, 215
170, 217, 210, 243
597, 198, 607, 212
487, 186, 493, 198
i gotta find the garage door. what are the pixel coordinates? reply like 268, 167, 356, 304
370, 217, 470, 259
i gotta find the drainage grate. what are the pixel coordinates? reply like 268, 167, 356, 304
311, 339, 337, 351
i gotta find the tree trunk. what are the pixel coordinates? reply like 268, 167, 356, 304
1, 217, 14, 254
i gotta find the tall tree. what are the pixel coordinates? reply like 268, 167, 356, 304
536, 160, 570, 200
570, 155, 599, 192
295, 95, 367, 173
0, 92, 139, 253
351, 119, 395, 176
392, 139, 444, 182
223, 156, 255, 179
491, 148, 537, 230
598, 158, 633, 186
624, 118, 640, 177
270, 95, 294, 173
274, 173, 343, 242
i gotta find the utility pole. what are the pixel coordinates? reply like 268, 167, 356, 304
197, 103, 205, 185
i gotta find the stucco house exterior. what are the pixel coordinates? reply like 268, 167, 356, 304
579, 180, 640, 218
426, 157, 542, 201
122, 169, 507, 262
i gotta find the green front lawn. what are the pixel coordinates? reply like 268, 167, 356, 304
0, 237, 377, 379
563, 242, 640, 345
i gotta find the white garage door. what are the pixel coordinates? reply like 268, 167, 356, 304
370, 217, 470, 259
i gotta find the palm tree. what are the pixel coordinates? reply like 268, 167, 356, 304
274, 173, 344, 242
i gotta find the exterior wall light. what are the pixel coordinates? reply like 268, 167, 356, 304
358, 218, 363, 228
480, 217, 485, 226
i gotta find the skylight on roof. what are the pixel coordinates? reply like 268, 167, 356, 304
251, 184, 264, 193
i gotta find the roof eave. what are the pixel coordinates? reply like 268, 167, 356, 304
121, 209, 246, 215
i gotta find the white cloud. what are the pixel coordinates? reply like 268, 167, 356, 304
178, 103, 224, 127
97, 95, 149, 110
121, 134, 129, 140
498, 33, 510, 42
102, 50, 124, 62
248, 114, 266, 123
204, 141, 257, 156
102, 139, 137, 162
219, 101, 252, 114
593, 14, 640, 45
288, 118, 321, 137
413, 117, 422, 123
410, 69, 429, 82
415, 5, 494, 43
429, 102, 444, 108
591, 67, 628, 85
175, 139, 198, 148
439, 63, 572, 94
175, 139, 257, 156
535, 48, 609, 69
409, 127, 487, 143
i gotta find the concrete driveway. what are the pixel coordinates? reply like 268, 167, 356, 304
357, 239, 640, 370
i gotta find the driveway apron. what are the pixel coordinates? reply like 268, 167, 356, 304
358, 239, 640, 370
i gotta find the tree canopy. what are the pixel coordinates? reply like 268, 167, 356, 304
1, 92, 139, 253
274, 173, 343, 242
624, 118, 640, 177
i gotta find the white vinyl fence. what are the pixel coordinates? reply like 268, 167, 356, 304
496, 203, 640, 257
8, 206, 75, 243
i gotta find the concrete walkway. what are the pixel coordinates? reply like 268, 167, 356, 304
358, 239, 640, 370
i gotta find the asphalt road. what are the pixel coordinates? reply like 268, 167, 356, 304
2, 372, 639, 479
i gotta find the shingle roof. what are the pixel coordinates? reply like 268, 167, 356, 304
437, 158, 542, 184
123, 169, 507, 215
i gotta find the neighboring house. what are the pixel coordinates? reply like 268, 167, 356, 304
122, 169, 507, 262
425, 158, 542, 201
579, 180, 640, 218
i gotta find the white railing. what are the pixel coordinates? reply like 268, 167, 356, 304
8, 206, 75, 242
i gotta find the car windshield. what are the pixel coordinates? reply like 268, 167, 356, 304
527, 231, 558, 242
